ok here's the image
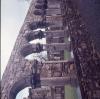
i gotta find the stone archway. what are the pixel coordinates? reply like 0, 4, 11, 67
9, 76, 31, 99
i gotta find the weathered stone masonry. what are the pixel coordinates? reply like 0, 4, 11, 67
1, 0, 100, 99
1, 0, 77, 99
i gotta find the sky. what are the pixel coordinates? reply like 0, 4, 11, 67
1, 0, 31, 98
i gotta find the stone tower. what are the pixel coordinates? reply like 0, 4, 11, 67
1, 0, 100, 99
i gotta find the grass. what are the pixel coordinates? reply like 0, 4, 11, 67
64, 37, 78, 99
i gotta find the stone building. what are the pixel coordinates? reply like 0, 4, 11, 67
1, 0, 100, 99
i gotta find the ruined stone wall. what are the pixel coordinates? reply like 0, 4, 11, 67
2, 0, 100, 99
1, 0, 77, 99
1, 0, 42, 98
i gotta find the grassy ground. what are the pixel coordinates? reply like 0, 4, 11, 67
64, 85, 78, 99
64, 37, 78, 99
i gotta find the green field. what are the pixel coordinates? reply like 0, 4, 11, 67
64, 37, 78, 99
